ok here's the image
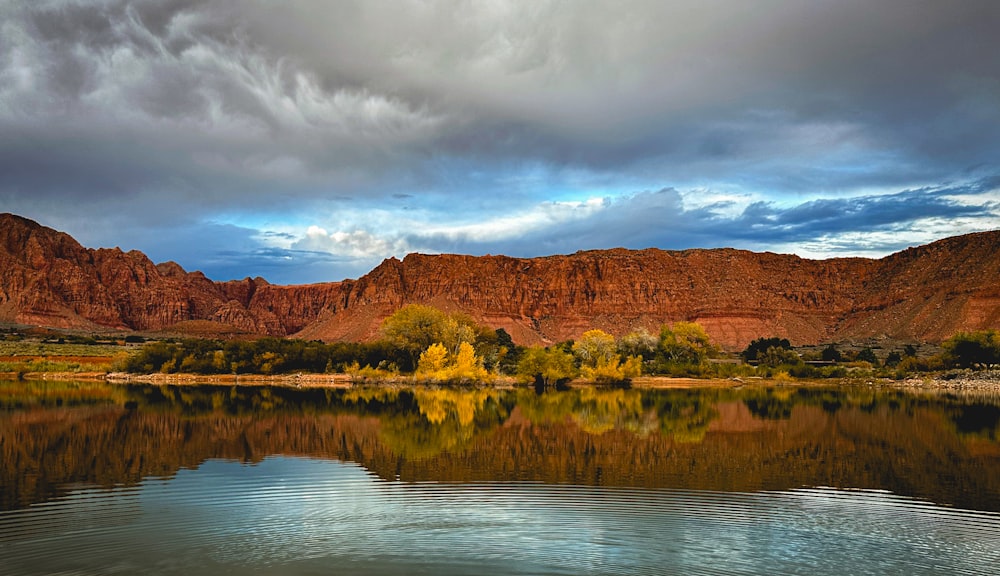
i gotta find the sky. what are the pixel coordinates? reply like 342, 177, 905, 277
2, 0, 999, 285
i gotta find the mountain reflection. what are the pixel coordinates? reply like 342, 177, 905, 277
2, 380, 999, 511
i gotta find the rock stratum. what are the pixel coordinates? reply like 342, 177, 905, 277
2, 213, 999, 348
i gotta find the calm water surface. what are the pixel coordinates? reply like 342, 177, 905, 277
2, 381, 1000, 575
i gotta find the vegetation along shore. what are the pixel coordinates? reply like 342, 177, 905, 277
3, 304, 998, 390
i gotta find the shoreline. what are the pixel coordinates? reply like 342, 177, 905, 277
3, 370, 998, 391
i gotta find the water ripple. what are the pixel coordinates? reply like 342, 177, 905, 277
2, 458, 999, 575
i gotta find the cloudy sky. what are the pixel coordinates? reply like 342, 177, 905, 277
2, 0, 999, 284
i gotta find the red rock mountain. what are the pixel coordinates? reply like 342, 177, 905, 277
2, 213, 998, 348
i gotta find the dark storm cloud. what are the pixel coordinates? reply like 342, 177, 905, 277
1, 0, 998, 283
727, 190, 993, 241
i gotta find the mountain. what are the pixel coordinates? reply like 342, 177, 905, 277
2, 213, 998, 348
0, 213, 343, 337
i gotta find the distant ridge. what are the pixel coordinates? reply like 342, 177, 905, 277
2, 212, 998, 348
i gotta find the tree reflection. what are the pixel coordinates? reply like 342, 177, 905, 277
2, 380, 1000, 511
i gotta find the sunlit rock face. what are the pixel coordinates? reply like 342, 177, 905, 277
2, 213, 999, 347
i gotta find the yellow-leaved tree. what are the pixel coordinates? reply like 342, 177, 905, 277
573, 329, 642, 384
450, 341, 489, 382
416, 341, 490, 383
417, 342, 450, 376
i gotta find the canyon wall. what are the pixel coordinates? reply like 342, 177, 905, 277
2, 213, 999, 347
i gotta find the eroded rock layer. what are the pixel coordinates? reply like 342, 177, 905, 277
2, 213, 998, 347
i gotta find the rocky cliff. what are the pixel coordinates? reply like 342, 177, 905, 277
2, 213, 998, 347
296, 233, 1000, 347
0, 213, 345, 337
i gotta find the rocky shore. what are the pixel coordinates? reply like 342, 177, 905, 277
893, 369, 1000, 392
5, 370, 1000, 393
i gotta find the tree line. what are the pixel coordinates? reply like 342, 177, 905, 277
118, 304, 1000, 383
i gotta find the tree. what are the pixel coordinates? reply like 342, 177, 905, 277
942, 330, 1000, 368
856, 347, 879, 367
379, 305, 488, 372
450, 341, 488, 381
380, 304, 449, 370
742, 337, 791, 362
571, 329, 642, 384
821, 344, 842, 362
441, 313, 480, 356
758, 346, 801, 368
416, 342, 449, 375
658, 322, 717, 364
618, 327, 658, 360
884, 350, 902, 367
493, 328, 521, 374
572, 329, 618, 368
517, 347, 578, 387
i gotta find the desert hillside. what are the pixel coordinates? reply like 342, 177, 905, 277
2, 213, 998, 348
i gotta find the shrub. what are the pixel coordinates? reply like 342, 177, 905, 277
742, 337, 791, 362
942, 330, 1000, 368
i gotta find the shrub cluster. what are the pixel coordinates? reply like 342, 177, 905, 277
118, 337, 396, 375
118, 304, 1000, 384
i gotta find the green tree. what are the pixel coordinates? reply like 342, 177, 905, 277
821, 344, 842, 362
492, 328, 521, 374
741, 337, 791, 362
856, 347, 879, 367
517, 347, 578, 387
658, 322, 717, 364
884, 350, 903, 367
942, 330, 1000, 368
380, 305, 449, 370
758, 346, 802, 368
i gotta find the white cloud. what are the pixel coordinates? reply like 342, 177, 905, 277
292, 225, 413, 260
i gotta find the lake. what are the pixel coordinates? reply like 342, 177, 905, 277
2, 380, 999, 575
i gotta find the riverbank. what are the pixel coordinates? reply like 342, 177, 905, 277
4, 370, 999, 390
890, 369, 1000, 392
104, 372, 355, 388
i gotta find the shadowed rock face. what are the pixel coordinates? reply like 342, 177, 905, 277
0, 213, 345, 337
2, 213, 999, 347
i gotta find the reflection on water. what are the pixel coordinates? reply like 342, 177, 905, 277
3, 381, 1000, 511
2, 458, 999, 576
2, 380, 1000, 574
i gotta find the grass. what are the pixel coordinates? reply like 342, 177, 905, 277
0, 340, 125, 357
0, 359, 114, 373
0, 340, 127, 374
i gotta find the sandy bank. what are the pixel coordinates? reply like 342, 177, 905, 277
4, 370, 999, 391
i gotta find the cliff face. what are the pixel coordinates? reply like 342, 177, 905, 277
0, 214, 345, 336
296, 238, 999, 347
2, 213, 999, 347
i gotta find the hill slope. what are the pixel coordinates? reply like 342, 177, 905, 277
2, 213, 998, 347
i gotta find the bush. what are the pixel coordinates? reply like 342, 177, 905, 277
856, 347, 880, 367
517, 347, 577, 387
942, 330, 1000, 368
742, 337, 791, 362
821, 344, 842, 362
